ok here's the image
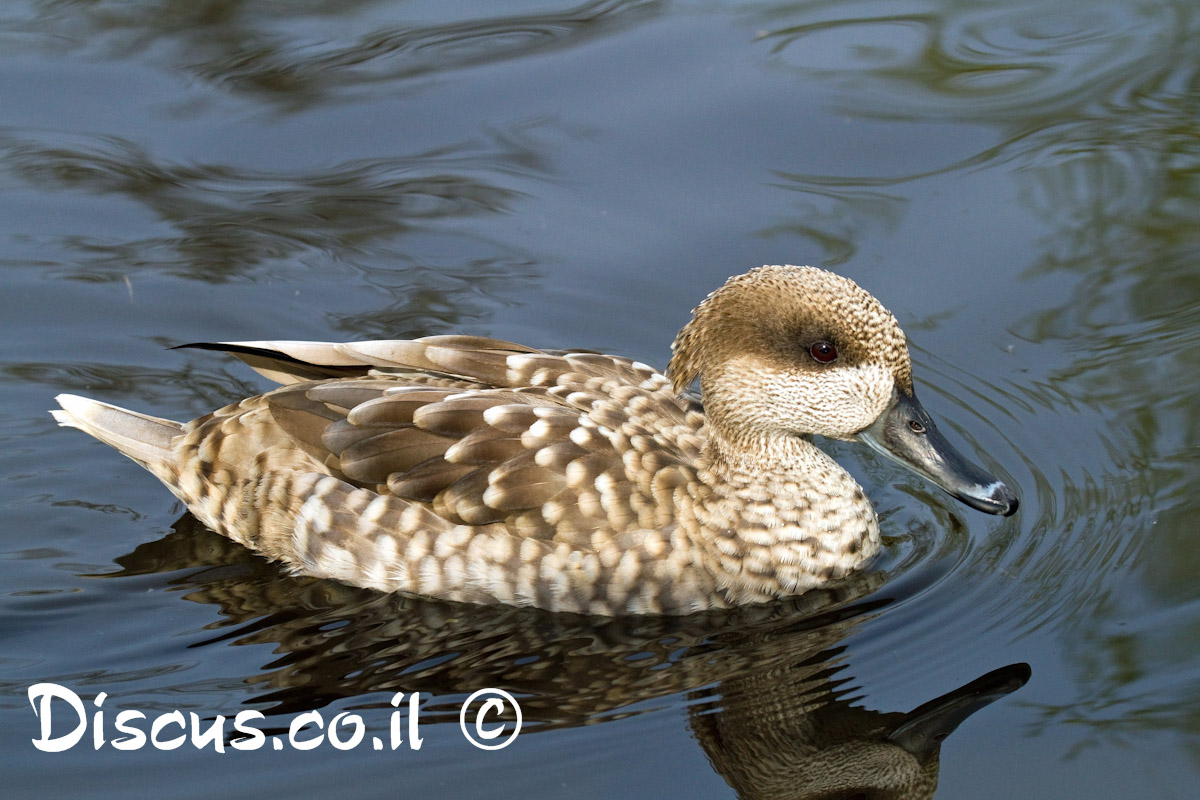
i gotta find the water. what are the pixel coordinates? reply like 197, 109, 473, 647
2, 0, 1198, 797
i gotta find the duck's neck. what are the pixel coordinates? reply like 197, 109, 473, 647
695, 429, 881, 604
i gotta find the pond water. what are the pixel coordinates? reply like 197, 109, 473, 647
2, 0, 1198, 797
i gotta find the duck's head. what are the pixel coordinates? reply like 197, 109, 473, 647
668, 265, 1017, 516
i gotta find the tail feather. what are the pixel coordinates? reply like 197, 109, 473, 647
52, 394, 182, 470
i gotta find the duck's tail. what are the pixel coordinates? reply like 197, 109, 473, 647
51, 394, 182, 471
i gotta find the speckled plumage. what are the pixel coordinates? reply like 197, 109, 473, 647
52, 265, 1007, 616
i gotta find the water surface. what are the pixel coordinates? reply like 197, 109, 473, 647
2, 1, 1199, 797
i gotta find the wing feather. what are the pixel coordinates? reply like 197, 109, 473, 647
444, 428, 528, 465
233, 340, 702, 543
338, 428, 453, 484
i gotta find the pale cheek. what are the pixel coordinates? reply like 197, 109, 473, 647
705, 360, 895, 439
836, 364, 894, 430
777, 364, 894, 438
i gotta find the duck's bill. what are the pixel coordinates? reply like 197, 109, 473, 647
857, 389, 1018, 516
885, 662, 1031, 762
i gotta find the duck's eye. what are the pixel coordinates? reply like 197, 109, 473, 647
809, 340, 838, 364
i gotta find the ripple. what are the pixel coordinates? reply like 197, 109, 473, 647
760, 17, 930, 73
0, 127, 556, 337
753, 0, 1194, 123
0, 129, 541, 281
8, 0, 662, 108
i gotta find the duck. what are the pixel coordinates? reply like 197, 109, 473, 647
52, 265, 1017, 616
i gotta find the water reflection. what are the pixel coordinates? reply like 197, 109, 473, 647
757, 178, 907, 267
748, 0, 1200, 264
1002, 107, 1200, 760
694, 662, 1029, 800
749, 0, 1194, 123
14, 0, 661, 109
101, 514, 1027, 797
1, 129, 533, 281
992, 0, 1200, 756
0, 125, 552, 337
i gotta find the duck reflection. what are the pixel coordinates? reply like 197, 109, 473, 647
692, 660, 1028, 800
107, 514, 1027, 797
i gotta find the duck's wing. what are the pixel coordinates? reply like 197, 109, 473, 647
231, 339, 705, 545
176, 335, 545, 386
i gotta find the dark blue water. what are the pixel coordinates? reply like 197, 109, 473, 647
2, 1, 1199, 797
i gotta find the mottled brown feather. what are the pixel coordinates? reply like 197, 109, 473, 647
387, 459, 479, 502
248, 339, 703, 548
434, 468, 507, 525
345, 391, 455, 427
337, 427, 454, 484
306, 380, 399, 412
444, 428, 528, 465
411, 397, 504, 436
